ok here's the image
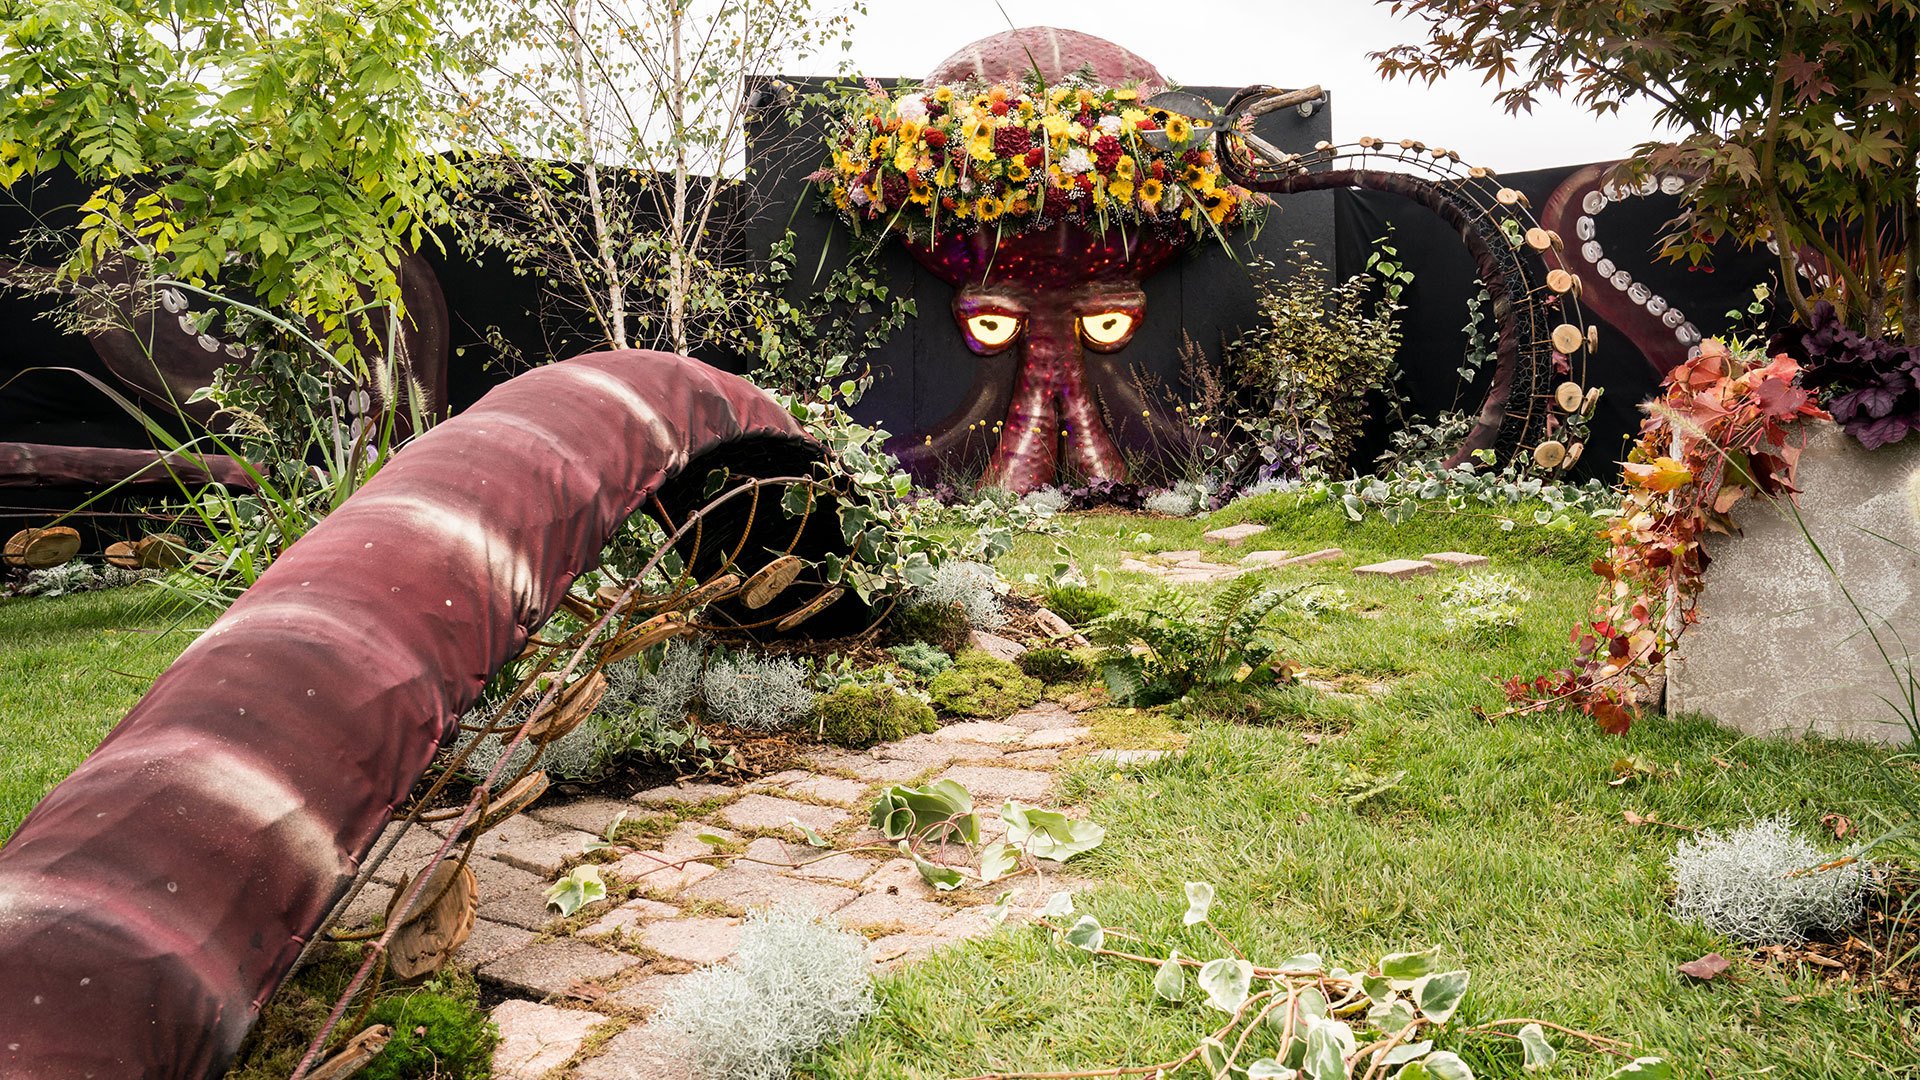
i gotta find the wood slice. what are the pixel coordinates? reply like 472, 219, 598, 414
1525, 227, 1558, 251
775, 586, 846, 632
1565, 442, 1586, 467
1545, 268, 1576, 294
306, 1025, 391, 1080
1555, 382, 1586, 412
525, 671, 606, 742
1495, 187, 1521, 205
135, 533, 188, 569
3, 526, 81, 569
677, 572, 741, 609
1550, 324, 1585, 355
605, 612, 690, 664
1582, 386, 1605, 413
1588, 324, 1601, 351
104, 541, 140, 570
1532, 441, 1568, 469
384, 861, 477, 981
469, 771, 550, 836
739, 555, 805, 610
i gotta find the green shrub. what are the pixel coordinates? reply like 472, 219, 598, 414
929, 650, 1042, 718
1019, 647, 1089, 684
891, 599, 971, 651
1043, 584, 1117, 626
811, 685, 937, 749
887, 640, 953, 681
361, 972, 497, 1080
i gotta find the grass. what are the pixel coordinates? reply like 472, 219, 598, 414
0, 585, 199, 839
811, 499, 1920, 1079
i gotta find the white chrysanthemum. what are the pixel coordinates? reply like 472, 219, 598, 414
1098, 114, 1124, 135
1061, 147, 1094, 174
894, 92, 928, 125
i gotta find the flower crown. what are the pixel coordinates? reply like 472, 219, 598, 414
814, 74, 1261, 244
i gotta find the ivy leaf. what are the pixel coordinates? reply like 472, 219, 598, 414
984, 889, 1020, 928
1198, 957, 1253, 1013
1247, 1059, 1296, 1079
1153, 948, 1187, 1002
1001, 800, 1105, 860
1183, 881, 1216, 926
543, 865, 606, 917
904, 844, 965, 891
1038, 890, 1075, 919
1421, 1051, 1475, 1080
1379, 946, 1439, 982
1367, 995, 1417, 1032
1412, 970, 1470, 1025
1384, 1040, 1433, 1067
1198, 1038, 1230, 1076
1518, 1023, 1557, 1071
870, 780, 979, 843
978, 841, 1019, 884
789, 818, 830, 848
1294, 984, 1329, 1025
1064, 914, 1105, 952
1605, 1058, 1674, 1079
1300, 1019, 1354, 1080
1277, 952, 1324, 974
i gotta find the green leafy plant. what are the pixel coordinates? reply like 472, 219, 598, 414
810, 685, 937, 750
1436, 572, 1529, 639
545, 864, 607, 917
1044, 583, 1118, 626
1091, 576, 1299, 706
928, 649, 1042, 718
891, 599, 972, 652
1019, 647, 1090, 685
869, 779, 979, 845
887, 640, 954, 681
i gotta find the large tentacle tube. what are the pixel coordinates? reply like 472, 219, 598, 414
0, 350, 821, 1079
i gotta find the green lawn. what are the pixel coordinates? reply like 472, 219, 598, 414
0, 585, 199, 839
813, 501, 1919, 1079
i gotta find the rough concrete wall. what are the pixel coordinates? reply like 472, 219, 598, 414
1668, 421, 1920, 743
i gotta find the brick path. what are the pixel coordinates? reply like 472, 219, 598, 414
372, 696, 1165, 1080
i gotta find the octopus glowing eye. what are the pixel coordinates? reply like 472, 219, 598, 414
1079, 312, 1135, 346
966, 314, 1021, 347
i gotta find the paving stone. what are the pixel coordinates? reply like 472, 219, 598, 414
480, 939, 640, 999
1001, 747, 1064, 768
859, 858, 940, 901
716, 793, 851, 836
526, 796, 649, 836
1162, 568, 1241, 585
1422, 551, 1489, 567
335, 880, 394, 932
1055, 691, 1106, 713
367, 821, 459, 885
1204, 523, 1269, 545
631, 781, 737, 807
934, 764, 1054, 803
490, 999, 607, 1080
583, 897, 681, 937
790, 850, 882, 883
968, 629, 1027, 661
1118, 557, 1156, 573
843, 754, 936, 783
454, 918, 537, 967
606, 973, 686, 1013
740, 835, 794, 867
681, 866, 857, 913
484, 887, 564, 932
609, 852, 717, 898
638, 916, 742, 965
833, 888, 954, 932
471, 815, 600, 877
1024, 726, 1091, 749
1276, 547, 1345, 567
1004, 705, 1075, 731
1085, 748, 1174, 767
1353, 558, 1436, 579
658, 821, 738, 859
1159, 549, 1202, 561
768, 773, 868, 806
867, 931, 958, 969
1240, 548, 1298, 566
930, 720, 1027, 745
574, 1024, 692, 1080
876, 734, 995, 766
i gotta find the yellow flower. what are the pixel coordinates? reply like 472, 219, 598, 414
975, 194, 1005, 221
1007, 160, 1032, 182
1114, 87, 1139, 101
1165, 115, 1193, 144
1208, 200, 1230, 224
933, 86, 954, 104
1138, 177, 1164, 206
1048, 86, 1071, 105
1121, 107, 1148, 130
1041, 113, 1070, 139
968, 136, 994, 162
868, 135, 892, 159
898, 119, 923, 144
954, 200, 972, 218
935, 165, 956, 186
893, 145, 917, 172
1108, 178, 1135, 202
1115, 156, 1136, 180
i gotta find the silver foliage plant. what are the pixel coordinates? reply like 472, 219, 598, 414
701, 652, 816, 730
1669, 815, 1876, 944
652, 905, 875, 1080
906, 558, 1005, 630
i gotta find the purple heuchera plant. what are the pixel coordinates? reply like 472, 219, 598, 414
1775, 301, 1920, 450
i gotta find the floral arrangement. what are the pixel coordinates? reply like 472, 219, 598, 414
813, 76, 1260, 241
1775, 300, 1920, 450
1506, 339, 1830, 733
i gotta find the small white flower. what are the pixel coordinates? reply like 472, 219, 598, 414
1098, 114, 1124, 135
1061, 147, 1094, 174
894, 93, 928, 125
959, 176, 974, 194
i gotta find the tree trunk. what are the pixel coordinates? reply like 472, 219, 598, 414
570, 0, 627, 351
667, 6, 689, 356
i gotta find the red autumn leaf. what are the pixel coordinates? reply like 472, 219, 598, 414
1821, 813, 1854, 839
1678, 952, 1731, 980
1590, 698, 1634, 735
1624, 456, 1694, 492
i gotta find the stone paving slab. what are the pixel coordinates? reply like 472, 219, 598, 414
574, 1024, 690, 1080
631, 781, 737, 807
481, 939, 641, 999
455, 918, 537, 967
491, 999, 608, 1080
934, 764, 1054, 803
528, 796, 649, 836
755, 771, 868, 806
583, 897, 680, 938
877, 733, 1005, 765
1024, 726, 1092, 749
840, 753, 937, 783
1003, 704, 1075, 731
1274, 547, 1344, 567
969, 629, 1028, 661
605, 973, 686, 1014
609, 852, 717, 898
835, 888, 954, 932
473, 814, 602, 877
1353, 558, 1435, 579
1204, 522, 1269, 545
859, 858, 939, 901
717, 793, 852, 836
1422, 551, 1488, 567
681, 865, 857, 913
369, 822, 456, 886
1239, 548, 1297, 566
930, 720, 1028, 745
638, 916, 742, 965
790, 849, 882, 884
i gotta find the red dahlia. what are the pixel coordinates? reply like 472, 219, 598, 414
1092, 135, 1123, 171
992, 125, 1032, 158
923, 129, 947, 148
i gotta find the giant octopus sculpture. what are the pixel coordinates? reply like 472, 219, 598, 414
821, 28, 1605, 489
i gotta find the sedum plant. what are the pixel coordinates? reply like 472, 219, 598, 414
651, 906, 874, 1080
1669, 815, 1876, 945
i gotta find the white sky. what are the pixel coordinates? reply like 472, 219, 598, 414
825, 0, 1672, 173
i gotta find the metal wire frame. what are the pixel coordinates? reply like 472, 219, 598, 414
1209, 93, 1600, 470
287, 470, 862, 1077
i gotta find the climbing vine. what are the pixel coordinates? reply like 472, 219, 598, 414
1506, 340, 1829, 732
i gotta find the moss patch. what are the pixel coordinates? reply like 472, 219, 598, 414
928, 650, 1042, 719
889, 600, 970, 652
812, 685, 938, 749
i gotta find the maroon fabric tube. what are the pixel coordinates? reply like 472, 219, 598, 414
0, 350, 813, 1079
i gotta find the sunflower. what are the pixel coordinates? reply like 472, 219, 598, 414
933, 86, 954, 104
1108, 178, 1135, 202
1164, 114, 1193, 144
1138, 177, 1164, 206
1007, 160, 1032, 183
975, 194, 1006, 221
1114, 156, 1136, 180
